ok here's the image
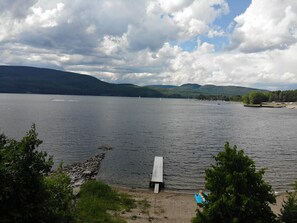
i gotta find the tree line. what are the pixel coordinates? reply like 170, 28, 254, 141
196, 94, 242, 101
242, 90, 297, 104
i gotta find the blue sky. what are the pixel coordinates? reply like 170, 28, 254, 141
0, 0, 296, 90
175, 0, 252, 52
211, 0, 252, 51
215, 0, 252, 28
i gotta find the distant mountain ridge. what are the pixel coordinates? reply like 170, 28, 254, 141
0, 66, 162, 97
0, 65, 266, 98
147, 83, 264, 97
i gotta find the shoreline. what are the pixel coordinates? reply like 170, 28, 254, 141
111, 184, 292, 196
244, 102, 297, 109
62, 150, 292, 222
112, 186, 290, 223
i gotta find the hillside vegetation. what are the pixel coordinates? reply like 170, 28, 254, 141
0, 65, 265, 98
0, 66, 161, 97
242, 90, 297, 104
148, 83, 264, 98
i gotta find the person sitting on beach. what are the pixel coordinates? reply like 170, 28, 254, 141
199, 190, 206, 202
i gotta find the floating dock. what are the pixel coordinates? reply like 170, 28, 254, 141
149, 156, 164, 193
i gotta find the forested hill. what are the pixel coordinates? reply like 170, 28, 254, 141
0, 65, 265, 98
0, 66, 162, 97
147, 83, 266, 97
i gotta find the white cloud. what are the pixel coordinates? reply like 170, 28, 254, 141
171, 0, 229, 38
159, 0, 194, 13
230, 0, 297, 52
26, 3, 64, 28
162, 42, 297, 87
0, 0, 227, 52
99, 35, 128, 56
0, 0, 296, 89
208, 27, 224, 38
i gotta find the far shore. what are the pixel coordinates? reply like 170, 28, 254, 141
244, 102, 297, 109
113, 186, 289, 223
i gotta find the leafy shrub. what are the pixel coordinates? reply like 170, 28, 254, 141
43, 165, 75, 222
193, 143, 277, 223
0, 125, 53, 222
0, 125, 73, 223
279, 181, 297, 223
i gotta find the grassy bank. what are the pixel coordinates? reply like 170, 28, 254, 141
76, 180, 136, 223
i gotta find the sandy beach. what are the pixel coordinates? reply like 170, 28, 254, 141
115, 187, 289, 223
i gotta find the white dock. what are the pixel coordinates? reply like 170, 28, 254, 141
150, 156, 164, 193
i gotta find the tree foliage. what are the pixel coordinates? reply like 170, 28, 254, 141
243, 90, 297, 104
43, 165, 74, 222
193, 143, 277, 223
0, 125, 73, 223
279, 181, 297, 223
242, 91, 269, 104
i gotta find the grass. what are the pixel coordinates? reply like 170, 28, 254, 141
76, 180, 136, 223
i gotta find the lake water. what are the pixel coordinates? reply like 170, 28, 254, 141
0, 94, 296, 192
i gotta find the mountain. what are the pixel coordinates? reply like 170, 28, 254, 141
0, 65, 266, 98
146, 85, 177, 89
0, 66, 162, 97
147, 83, 264, 98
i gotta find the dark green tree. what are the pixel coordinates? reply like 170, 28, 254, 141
0, 125, 74, 223
242, 94, 250, 104
0, 125, 53, 222
279, 181, 297, 223
248, 91, 269, 104
193, 143, 277, 223
243, 90, 297, 104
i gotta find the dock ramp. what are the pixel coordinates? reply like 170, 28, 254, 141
150, 156, 164, 193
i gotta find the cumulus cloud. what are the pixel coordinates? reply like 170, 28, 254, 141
158, 0, 195, 13
230, 0, 297, 52
0, 0, 38, 18
1, 0, 229, 52
0, 0, 296, 89
25, 3, 64, 28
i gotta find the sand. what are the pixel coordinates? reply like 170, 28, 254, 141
271, 193, 289, 215
114, 187, 289, 223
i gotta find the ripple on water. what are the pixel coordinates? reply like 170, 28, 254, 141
0, 95, 296, 191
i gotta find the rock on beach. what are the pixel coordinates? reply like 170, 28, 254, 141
63, 152, 106, 190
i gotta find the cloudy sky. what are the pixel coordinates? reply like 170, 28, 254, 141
1, 0, 297, 90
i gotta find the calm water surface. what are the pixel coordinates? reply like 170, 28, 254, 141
0, 94, 296, 192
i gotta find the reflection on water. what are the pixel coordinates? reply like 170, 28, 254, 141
0, 94, 296, 192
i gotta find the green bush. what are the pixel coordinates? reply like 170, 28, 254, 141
43, 164, 75, 222
0, 125, 74, 223
279, 181, 297, 223
242, 91, 269, 104
193, 143, 277, 223
0, 125, 53, 222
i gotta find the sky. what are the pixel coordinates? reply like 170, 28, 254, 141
1, 0, 297, 90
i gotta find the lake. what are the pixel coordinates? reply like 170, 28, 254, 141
0, 94, 296, 192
